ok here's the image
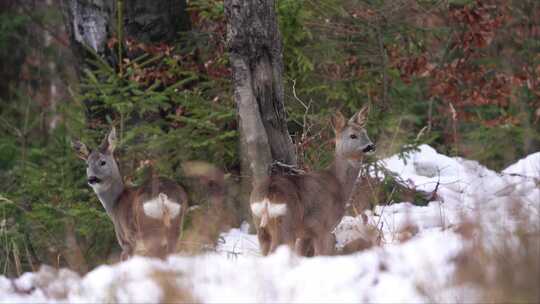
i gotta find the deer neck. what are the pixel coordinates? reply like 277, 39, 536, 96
330, 153, 361, 201
94, 176, 124, 216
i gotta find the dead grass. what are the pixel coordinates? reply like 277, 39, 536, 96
450, 199, 540, 303
340, 234, 377, 254
151, 270, 198, 303
10, 265, 80, 300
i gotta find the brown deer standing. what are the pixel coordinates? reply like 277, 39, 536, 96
72, 127, 188, 260
250, 107, 375, 256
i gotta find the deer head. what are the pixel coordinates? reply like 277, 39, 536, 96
332, 106, 376, 163
72, 127, 122, 193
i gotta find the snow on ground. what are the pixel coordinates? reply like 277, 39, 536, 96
1, 145, 538, 303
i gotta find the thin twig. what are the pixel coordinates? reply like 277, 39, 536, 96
291, 79, 313, 167
376, 24, 389, 108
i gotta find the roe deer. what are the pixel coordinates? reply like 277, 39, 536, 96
72, 127, 188, 260
250, 106, 375, 256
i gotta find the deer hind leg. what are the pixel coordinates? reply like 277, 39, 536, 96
295, 238, 314, 257
120, 250, 130, 261
252, 198, 290, 255
167, 210, 184, 255
166, 222, 180, 254
268, 219, 295, 254
269, 235, 291, 254
257, 227, 271, 256
138, 231, 167, 259
268, 223, 284, 253
257, 221, 288, 256
313, 232, 336, 256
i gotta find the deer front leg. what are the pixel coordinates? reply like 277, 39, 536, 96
120, 250, 130, 261
269, 221, 296, 254
116, 237, 134, 261
166, 226, 180, 255
113, 221, 134, 260
119, 241, 134, 261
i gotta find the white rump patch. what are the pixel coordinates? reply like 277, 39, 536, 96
250, 200, 267, 218
143, 193, 181, 220
250, 198, 287, 218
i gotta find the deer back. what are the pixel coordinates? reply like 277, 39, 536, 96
113, 177, 188, 258
296, 171, 344, 231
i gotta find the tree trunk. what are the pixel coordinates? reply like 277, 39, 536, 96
60, 0, 113, 65
225, 0, 296, 188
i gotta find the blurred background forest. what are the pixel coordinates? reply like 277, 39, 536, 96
0, 0, 538, 276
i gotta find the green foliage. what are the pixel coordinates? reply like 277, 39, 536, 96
360, 159, 431, 210
278, 0, 314, 78
465, 123, 538, 170
0, 122, 117, 275
189, 0, 225, 20
277, 0, 539, 172
0, 0, 237, 275
0, 11, 28, 51
277, 0, 431, 172
79, 47, 237, 181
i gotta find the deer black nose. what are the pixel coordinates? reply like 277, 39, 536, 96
88, 176, 101, 185
362, 144, 376, 153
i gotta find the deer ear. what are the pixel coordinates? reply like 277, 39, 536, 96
71, 139, 90, 160
332, 111, 347, 133
349, 105, 369, 126
100, 127, 117, 154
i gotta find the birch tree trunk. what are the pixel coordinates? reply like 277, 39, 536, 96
225, 0, 296, 188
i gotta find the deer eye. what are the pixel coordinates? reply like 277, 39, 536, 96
100, 160, 106, 166
350, 134, 358, 139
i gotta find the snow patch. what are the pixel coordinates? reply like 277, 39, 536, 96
1, 145, 538, 303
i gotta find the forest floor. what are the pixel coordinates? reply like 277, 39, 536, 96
1, 145, 539, 303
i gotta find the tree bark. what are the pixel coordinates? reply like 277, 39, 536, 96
225, 0, 296, 188
61, 0, 113, 63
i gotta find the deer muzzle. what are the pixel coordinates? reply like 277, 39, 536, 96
362, 143, 376, 154
87, 176, 101, 185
